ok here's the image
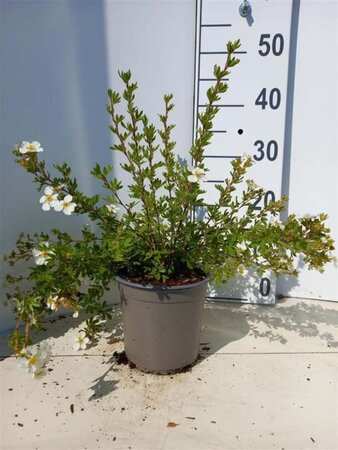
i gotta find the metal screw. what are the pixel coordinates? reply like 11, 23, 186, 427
239, 0, 252, 17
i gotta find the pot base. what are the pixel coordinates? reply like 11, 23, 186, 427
126, 352, 201, 375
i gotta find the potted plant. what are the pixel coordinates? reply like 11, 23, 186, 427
4, 40, 335, 377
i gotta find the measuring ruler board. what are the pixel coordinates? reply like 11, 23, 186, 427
193, 0, 293, 304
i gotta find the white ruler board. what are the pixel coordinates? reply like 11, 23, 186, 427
193, 0, 293, 304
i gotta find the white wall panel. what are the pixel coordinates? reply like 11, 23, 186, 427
277, 0, 338, 301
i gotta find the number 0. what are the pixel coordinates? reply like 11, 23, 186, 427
259, 278, 271, 297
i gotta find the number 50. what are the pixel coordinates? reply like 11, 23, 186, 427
258, 33, 284, 56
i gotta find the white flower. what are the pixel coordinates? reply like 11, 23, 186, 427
72, 310, 79, 318
53, 195, 77, 215
73, 331, 90, 351
187, 166, 207, 183
237, 242, 247, 251
242, 153, 252, 163
19, 141, 44, 154
47, 295, 59, 311
106, 204, 119, 214
238, 265, 248, 276
17, 342, 52, 377
39, 186, 59, 211
32, 242, 54, 265
247, 179, 259, 190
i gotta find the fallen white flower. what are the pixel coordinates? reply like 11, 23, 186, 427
19, 141, 44, 154
73, 331, 90, 351
17, 342, 52, 377
72, 310, 79, 318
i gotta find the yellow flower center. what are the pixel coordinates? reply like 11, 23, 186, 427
28, 354, 38, 366
27, 144, 35, 152
46, 194, 54, 202
40, 250, 50, 257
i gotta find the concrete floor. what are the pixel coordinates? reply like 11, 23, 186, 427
0, 298, 337, 450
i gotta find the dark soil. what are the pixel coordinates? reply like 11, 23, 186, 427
113, 350, 203, 375
113, 351, 136, 369
119, 267, 207, 287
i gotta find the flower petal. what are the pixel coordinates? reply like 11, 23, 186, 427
26, 344, 38, 354
26, 364, 36, 374
42, 203, 51, 211
63, 207, 73, 215
53, 201, 63, 211
44, 186, 54, 195
33, 368, 47, 379
17, 357, 28, 369
35, 256, 47, 266
187, 175, 197, 183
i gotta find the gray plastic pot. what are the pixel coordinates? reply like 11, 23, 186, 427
116, 275, 208, 374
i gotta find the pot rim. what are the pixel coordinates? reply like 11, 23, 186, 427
116, 275, 209, 291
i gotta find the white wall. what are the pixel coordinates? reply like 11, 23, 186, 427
0, 0, 337, 332
277, 0, 338, 301
0, 0, 196, 332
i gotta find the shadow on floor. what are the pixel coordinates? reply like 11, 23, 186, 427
201, 298, 338, 356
